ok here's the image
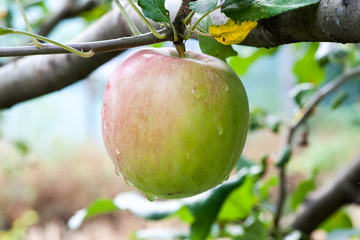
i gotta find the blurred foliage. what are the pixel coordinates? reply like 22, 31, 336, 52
68, 165, 268, 239
80, 0, 112, 23
319, 209, 353, 232
249, 107, 282, 133
290, 172, 316, 211
289, 83, 315, 108
229, 47, 277, 75
293, 43, 324, 85
0, 210, 39, 240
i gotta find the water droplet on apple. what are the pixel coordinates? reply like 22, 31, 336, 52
145, 193, 157, 202
114, 141, 121, 156
223, 82, 229, 91
191, 89, 202, 99
114, 168, 121, 176
217, 124, 223, 135
124, 177, 133, 186
102, 107, 106, 119
115, 146, 120, 156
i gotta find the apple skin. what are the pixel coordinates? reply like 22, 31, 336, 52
102, 48, 249, 200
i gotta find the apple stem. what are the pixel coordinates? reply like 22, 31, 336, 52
174, 41, 186, 58
171, 0, 195, 57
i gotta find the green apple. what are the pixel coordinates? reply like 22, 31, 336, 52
102, 47, 249, 200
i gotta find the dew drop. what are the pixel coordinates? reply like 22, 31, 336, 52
217, 124, 223, 136
114, 141, 121, 156
115, 146, 120, 156
191, 89, 202, 99
145, 193, 157, 202
124, 177, 133, 186
101, 107, 106, 119
114, 168, 122, 176
223, 82, 229, 91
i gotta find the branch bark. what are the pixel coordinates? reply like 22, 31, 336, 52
292, 153, 360, 235
242, 0, 360, 47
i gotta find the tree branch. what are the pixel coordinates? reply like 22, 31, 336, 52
292, 153, 360, 235
242, 0, 360, 47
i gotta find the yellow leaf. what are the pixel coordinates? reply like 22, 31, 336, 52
209, 19, 257, 45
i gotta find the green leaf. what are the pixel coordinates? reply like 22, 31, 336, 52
68, 198, 119, 230
237, 217, 269, 240
289, 83, 315, 107
68, 168, 261, 238
290, 175, 316, 210
187, 169, 249, 240
275, 145, 292, 167
199, 35, 237, 61
221, 0, 320, 21
0, 27, 13, 36
293, 43, 325, 85
229, 47, 276, 75
259, 176, 279, 201
249, 107, 267, 131
190, 0, 218, 13
236, 156, 255, 170
79, 2, 112, 23
319, 209, 353, 232
217, 176, 257, 221
85, 198, 119, 219
138, 0, 170, 23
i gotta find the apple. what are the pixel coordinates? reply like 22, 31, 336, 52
102, 47, 249, 200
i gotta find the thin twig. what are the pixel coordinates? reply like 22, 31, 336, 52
273, 64, 360, 230
0, 28, 173, 58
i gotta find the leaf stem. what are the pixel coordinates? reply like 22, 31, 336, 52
184, 5, 221, 40
126, 0, 167, 39
182, 10, 195, 25
15, 0, 43, 48
1, 28, 94, 58
113, 0, 141, 35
